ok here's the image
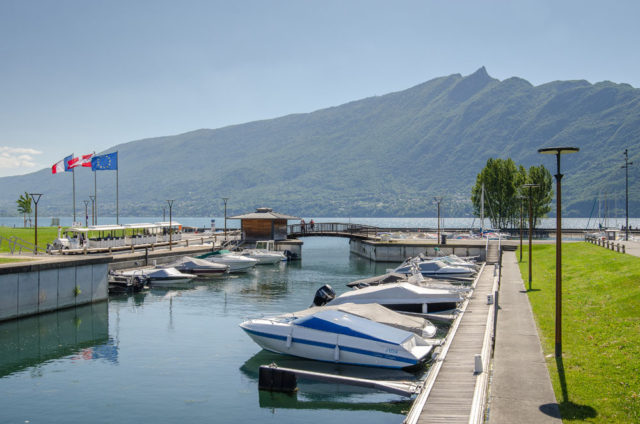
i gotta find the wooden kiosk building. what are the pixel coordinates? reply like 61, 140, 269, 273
229, 207, 303, 259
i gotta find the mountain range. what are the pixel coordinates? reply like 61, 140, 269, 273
2, 67, 639, 219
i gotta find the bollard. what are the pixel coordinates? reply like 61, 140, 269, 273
617, 243, 620, 253
623, 245, 626, 254
474, 354, 483, 374
186, 239, 189, 247
258, 366, 298, 392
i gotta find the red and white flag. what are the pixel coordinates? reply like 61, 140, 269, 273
68, 153, 94, 169
51, 154, 72, 174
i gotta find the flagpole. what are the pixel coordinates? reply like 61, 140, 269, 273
94, 164, 97, 225
116, 154, 119, 225
72, 168, 76, 223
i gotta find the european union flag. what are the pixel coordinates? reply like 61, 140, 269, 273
91, 152, 118, 171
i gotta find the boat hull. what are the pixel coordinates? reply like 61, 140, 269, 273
240, 319, 431, 369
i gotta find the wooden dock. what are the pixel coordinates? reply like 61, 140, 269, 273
405, 261, 497, 424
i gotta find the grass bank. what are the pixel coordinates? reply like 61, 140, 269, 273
0, 226, 62, 253
518, 243, 640, 423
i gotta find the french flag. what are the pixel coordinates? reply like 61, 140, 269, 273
68, 153, 94, 169
52, 155, 73, 174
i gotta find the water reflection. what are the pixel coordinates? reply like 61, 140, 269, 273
0, 302, 110, 378
258, 390, 411, 414
241, 350, 418, 414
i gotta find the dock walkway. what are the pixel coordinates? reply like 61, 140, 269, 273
487, 250, 561, 423
408, 263, 496, 423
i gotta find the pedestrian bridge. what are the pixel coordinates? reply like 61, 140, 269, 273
287, 222, 380, 239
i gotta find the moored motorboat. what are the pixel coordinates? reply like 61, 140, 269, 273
239, 249, 286, 264
164, 256, 229, 276
280, 302, 437, 339
198, 250, 258, 272
393, 259, 476, 279
316, 282, 464, 313
122, 267, 196, 287
239, 309, 433, 369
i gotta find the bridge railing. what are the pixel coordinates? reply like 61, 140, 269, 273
288, 222, 380, 237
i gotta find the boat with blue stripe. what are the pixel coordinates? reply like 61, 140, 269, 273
239, 308, 433, 369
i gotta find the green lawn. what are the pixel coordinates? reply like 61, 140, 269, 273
0, 226, 62, 253
518, 243, 640, 423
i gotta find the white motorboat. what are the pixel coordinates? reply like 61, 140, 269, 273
419, 254, 479, 270
316, 282, 463, 313
394, 259, 476, 279
239, 309, 433, 369
239, 249, 286, 264
198, 250, 258, 272
122, 267, 196, 287
280, 302, 437, 339
164, 256, 229, 276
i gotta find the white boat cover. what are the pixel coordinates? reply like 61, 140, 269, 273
292, 309, 415, 346
281, 302, 437, 338
328, 282, 463, 306
165, 256, 228, 271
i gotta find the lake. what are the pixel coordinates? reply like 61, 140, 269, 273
0, 237, 430, 424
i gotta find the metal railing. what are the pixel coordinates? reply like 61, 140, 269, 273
288, 222, 380, 237
0, 235, 47, 255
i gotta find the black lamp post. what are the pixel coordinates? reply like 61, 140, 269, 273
222, 197, 229, 241
167, 200, 174, 250
538, 146, 579, 358
83, 200, 89, 227
518, 195, 526, 262
622, 149, 633, 241
29, 193, 42, 255
434, 197, 442, 244
522, 184, 539, 289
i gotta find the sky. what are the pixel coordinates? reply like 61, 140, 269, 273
1, 0, 639, 177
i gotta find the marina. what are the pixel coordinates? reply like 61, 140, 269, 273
0, 216, 633, 422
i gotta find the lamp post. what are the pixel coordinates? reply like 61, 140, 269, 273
522, 184, 539, 289
622, 149, 633, 241
222, 197, 229, 241
518, 195, 526, 262
28, 193, 42, 255
167, 200, 174, 250
539, 146, 579, 358
434, 197, 442, 244
83, 200, 90, 227
163, 206, 166, 222
89, 196, 95, 226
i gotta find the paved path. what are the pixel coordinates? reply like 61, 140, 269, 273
488, 251, 561, 423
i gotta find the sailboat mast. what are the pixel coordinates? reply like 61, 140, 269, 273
480, 183, 485, 234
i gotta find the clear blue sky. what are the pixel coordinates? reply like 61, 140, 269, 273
1, 0, 638, 177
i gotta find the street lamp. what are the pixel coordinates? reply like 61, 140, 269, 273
83, 200, 90, 227
434, 197, 442, 244
28, 193, 42, 255
522, 184, 539, 289
163, 206, 166, 222
89, 195, 95, 226
538, 146, 579, 358
167, 200, 174, 251
622, 149, 633, 241
518, 195, 526, 262
222, 197, 229, 241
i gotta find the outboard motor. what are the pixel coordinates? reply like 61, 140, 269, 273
312, 284, 335, 306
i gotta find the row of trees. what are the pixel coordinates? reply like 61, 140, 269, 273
471, 158, 553, 229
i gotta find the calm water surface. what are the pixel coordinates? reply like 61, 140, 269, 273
0, 238, 427, 424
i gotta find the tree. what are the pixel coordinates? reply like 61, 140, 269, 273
471, 159, 553, 229
471, 158, 525, 229
16, 192, 32, 227
524, 165, 553, 229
